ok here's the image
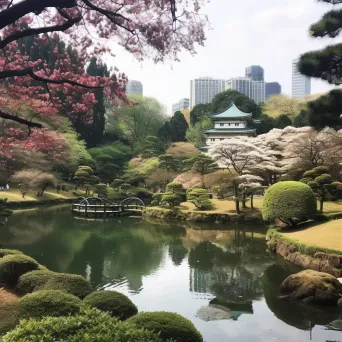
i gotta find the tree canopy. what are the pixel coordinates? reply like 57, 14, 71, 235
299, 0, 342, 85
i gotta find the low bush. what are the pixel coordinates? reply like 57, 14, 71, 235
0, 254, 40, 286
128, 311, 203, 342
83, 290, 137, 320
19, 290, 81, 319
18, 270, 92, 298
262, 181, 317, 227
3, 308, 162, 342
338, 298, 342, 308
0, 249, 23, 258
186, 188, 214, 210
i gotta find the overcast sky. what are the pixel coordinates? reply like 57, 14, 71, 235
108, 0, 339, 114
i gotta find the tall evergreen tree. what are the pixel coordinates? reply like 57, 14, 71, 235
84, 57, 109, 147
170, 111, 189, 142
299, 0, 342, 85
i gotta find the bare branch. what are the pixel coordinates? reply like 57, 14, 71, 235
0, 110, 43, 128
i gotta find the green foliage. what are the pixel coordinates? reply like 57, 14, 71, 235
190, 103, 212, 125
212, 184, 232, 199
142, 136, 166, 157
338, 298, 342, 308
3, 308, 162, 342
83, 290, 138, 320
166, 182, 186, 202
301, 90, 342, 130
159, 154, 178, 172
121, 183, 131, 194
0, 254, 40, 286
255, 114, 275, 134
18, 270, 92, 299
128, 311, 203, 342
188, 155, 217, 178
274, 114, 292, 129
293, 109, 309, 128
111, 178, 124, 190
186, 188, 214, 210
211, 89, 258, 115
0, 198, 12, 226
19, 290, 81, 319
93, 183, 109, 198
160, 193, 181, 207
170, 111, 189, 142
151, 200, 159, 206
262, 181, 317, 226
0, 249, 23, 258
186, 117, 213, 147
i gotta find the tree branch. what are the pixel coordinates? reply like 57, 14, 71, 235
0, 0, 77, 30
0, 16, 81, 50
0, 110, 43, 128
0, 67, 103, 89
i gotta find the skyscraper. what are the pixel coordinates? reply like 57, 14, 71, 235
265, 82, 281, 100
292, 59, 311, 98
172, 98, 190, 113
225, 77, 265, 104
245, 65, 264, 82
190, 77, 225, 108
126, 80, 143, 96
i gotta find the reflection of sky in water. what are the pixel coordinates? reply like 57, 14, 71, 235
1, 207, 342, 342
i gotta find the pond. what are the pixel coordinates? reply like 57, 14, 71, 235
0, 205, 341, 342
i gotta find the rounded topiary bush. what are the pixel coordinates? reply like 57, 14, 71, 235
19, 290, 81, 319
83, 290, 137, 320
3, 308, 162, 342
128, 311, 203, 342
0, 249, 23, 258
262, 181, 317, 227
0, 254, 40, 286
18, 270, 92, 298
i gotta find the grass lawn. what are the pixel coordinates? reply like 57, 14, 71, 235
282, 220, 342, 252
0, 188, 75, 202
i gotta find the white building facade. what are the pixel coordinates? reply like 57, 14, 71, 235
190, 77, 225, 108
172, 98, 190, 113
292, 59, 311, 98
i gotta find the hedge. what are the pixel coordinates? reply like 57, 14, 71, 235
83, 290, 137, 320
19, 290, 81, 319
3, 308, 162, 342
0, 254, 40, 286
263, 181, 317, 225
18, 270, 92, 298
128, 311, 203, 342
0, 249, 23, 258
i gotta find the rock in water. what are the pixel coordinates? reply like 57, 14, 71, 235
196, 305, 232, 322
279, 270, 342, 305
327, 320, 342, 331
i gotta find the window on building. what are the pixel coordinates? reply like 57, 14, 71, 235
228, 123, 231, 126
235, 123, 239, 126
220, 123, 224, 126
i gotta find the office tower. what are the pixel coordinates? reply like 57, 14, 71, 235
190, 77, 225, 108
172, 98, 190, 113
265, 82, 281, 100
292, 59, 311, 98
126, 80, 143, 96
225, 77, 265, 104
245, 65, 264, 82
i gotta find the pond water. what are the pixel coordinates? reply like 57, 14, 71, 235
1, 205, 341, 342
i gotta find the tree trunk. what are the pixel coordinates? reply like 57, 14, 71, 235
320, 197, 324, 212
251, 194, 254, 210
233, 180, 240, 214
242, 192, 247, 208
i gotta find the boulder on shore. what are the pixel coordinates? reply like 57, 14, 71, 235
279, 270, 342, 305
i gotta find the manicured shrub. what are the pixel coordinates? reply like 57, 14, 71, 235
160, 193, 181, 207
166, 182, 186, 202
0, 254, 40, 286
186, 188, 214, 210
128, 311, 203, 342
83, 290, 137, 320
3, 308, 162, 342
0, 249, 23, 258
18, 270, 92, 298
19, 290, 81, 319
262, 181, 317, 227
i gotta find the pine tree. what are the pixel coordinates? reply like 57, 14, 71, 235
299, 1, 342, 85
170, 111, 189, 142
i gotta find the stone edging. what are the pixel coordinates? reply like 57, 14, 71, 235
143, 207, 263, 224
266, 229, 342, 277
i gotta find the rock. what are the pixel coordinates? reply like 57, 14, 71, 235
321, 264, 341, 278
338, 278, 342, 285
196, 305, 232, 322
279, 270, 342, 305
307, 259, 321, 272
328, 255, 341, 268
327, 320, 342, 331
314, 252, 329, 261
288, 245, 297, 253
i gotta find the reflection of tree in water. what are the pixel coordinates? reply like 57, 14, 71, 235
263, 262, 341, 332
188, 229, 271, 306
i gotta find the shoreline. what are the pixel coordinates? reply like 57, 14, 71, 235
5, 198, 74, 209
266, 229, 342, 277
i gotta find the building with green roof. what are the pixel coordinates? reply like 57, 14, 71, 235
202, 102, 256, 147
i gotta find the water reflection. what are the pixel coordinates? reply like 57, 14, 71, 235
1, 206, 341, 342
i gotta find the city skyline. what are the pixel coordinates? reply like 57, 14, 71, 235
109, 0, 339, 114
292, 58, 311, 98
